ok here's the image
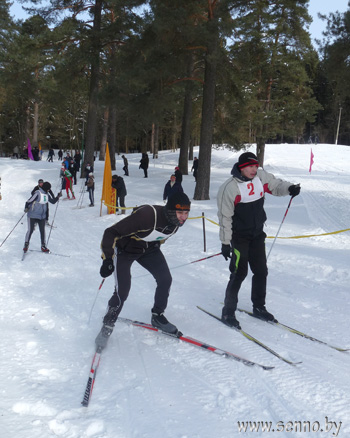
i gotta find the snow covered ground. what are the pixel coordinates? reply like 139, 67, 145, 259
0, 143, 349, 438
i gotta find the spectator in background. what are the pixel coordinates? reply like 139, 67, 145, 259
47, 148, 55, 162
174, 166, 183, 184
87, 173, 95, 207
139, 153, 149, 178
163, 174, 183, 203
111, 174, 127, 215
122, 155, 129, 176
68, 159, 77, 185
191, 157, 198, 182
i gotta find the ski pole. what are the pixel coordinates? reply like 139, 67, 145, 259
0, 212, 26, 248
134, 252, 222, 278
46, 196, 60, 246
267, 196, 294, 260
87, 279, 105, 325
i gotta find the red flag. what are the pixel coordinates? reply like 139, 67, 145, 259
309, 148, 314, 173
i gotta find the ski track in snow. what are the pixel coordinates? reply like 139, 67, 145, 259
1, 144, 349, 438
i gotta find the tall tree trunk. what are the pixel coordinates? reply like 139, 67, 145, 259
81, 0, 102, 175
194, 10, 219, 200
33, 101, 39, 148
151, 123, 155, 157
256, 137, 265, 167
154, 123, 159, 158
99, 106, 109, 161
109, 104, 117, 170
179, 54, 194, 175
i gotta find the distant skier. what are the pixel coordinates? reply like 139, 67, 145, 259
23, 182, 62, 253
95, 192, 191, 349
217, 152, 300, 329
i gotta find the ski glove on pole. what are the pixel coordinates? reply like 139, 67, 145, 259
221, 244, 231, 261
288, 184, 301, 198
100, 258, 114, 278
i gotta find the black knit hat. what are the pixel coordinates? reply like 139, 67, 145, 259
42, 182, 51, 192
166, 193, 191, 211
38, 179, 44, 184
238, 152, 259, 169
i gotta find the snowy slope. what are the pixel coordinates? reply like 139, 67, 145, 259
0, 144, 349, 438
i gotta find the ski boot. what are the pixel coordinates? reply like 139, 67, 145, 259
41, 245, 50, 253
23, 242, 29, 253
95, 307, 119, 349
221, 309, 241, 330
253, 306, 277, 322
151, 310, 181, 336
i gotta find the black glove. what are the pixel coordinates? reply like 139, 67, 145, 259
289, 184, 301, 198
57, 191, 62, 198
100, 258, 114, 278
24, 207, 29, 213
221, 244, 231, 261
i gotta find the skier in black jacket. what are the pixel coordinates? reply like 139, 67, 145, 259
95, 192, 191, 349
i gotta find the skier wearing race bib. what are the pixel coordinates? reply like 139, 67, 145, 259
95, 192, 191, 349
23, 182, 62, 253
217, 152, 300, 329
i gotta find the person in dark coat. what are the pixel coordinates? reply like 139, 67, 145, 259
23, 182, 62, 253
122, 155, 129, 176
95, 192, 191, 349
47, 148, 55, 162
139, 153, 149, 178
58, 149, 63, 160
111, 174, 127, 214
163, 174, 183, 202
191, 157, 198, 182
68, 159, 77, 185
86, 173, 95, 206
74, 151, 82, 172
84, 162, 94, 183
174, 166, 183, 183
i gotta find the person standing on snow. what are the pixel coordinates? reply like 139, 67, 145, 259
121, 155, 129, 176
95, 192, 191, 349
23, 182, 62, 253
217, 152, 300, 329
139, 152, 149, 178
111, 174, 127, 215
174, 166, 183, 184
163, 174, 183, 202
191, 157, 198, 182
86, 172, 95, 206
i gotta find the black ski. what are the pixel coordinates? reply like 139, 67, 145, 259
237, 308, 349, 352
118, 317, 274, 370
81, 347, 102, 407
197, 306, 301, 366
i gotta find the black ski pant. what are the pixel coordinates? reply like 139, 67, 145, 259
223, 232, 268, 315
108, 246, 172, 318
25, 217, 46, 246
116, 196, 126, 214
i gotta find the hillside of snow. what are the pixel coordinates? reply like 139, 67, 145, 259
0, 143, 349, 438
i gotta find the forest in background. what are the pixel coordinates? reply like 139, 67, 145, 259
1, 0, 350, 199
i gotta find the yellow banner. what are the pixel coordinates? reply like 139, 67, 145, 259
101, 143, 115, 214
